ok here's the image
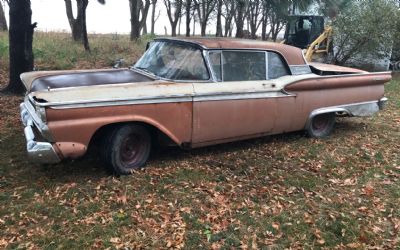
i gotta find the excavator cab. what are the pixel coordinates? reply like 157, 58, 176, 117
284, 15, 325, 49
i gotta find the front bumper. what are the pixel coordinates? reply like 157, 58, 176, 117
20, 103, 61, 164
378, 97, 388, 110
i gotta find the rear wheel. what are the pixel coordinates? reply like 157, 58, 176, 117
307, 113, 336, 138
102, 124, 151, 175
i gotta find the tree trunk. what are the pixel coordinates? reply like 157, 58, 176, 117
80, 0, 90, 51
235, 1, 245, 38
200, 20, 206, 36
215, 0, 222, 37
150, 0, 156, 34
224, 14, 233, 37
130, 0, 150, 40
163, 0, 182, 37
178, 15, 181, 36
0, 1, 8, 31
171, 22, 177, 36
270, 20, 282, 42
64, 0, 90, 51
185, 0, 191, 37
261, 16, 268, 40
192, 8, 195, 36
250, 24, 257, 39
4, 0, 35, 94
140, 0, 151, 35
65, 0, 81, 41
142, 22, 147, 34
194, 0, 216, 37
130, 0, 141, 40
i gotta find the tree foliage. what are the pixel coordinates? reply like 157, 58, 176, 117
332, 0, 398, 65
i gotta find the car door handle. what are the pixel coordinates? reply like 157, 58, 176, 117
262, 83, 277, 88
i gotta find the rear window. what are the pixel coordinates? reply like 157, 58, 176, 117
222, 51, 266, 81
209, 50, 290, 82
268, 52, 290, 79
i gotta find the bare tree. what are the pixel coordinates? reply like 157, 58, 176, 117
223, 0, 236, 37
215, 0, 223, 37
150, 0, 160, 35
184, 0, 192, 37
3, 0, 35, 94
129, 0, 150, 40
192, 7, 196, 36
163, 0, 183, 36
269, 10, 285, 42
194, 0, 216, 36
0, 0, 8, 31
260, 1, 271, 40
234, 0, 247, 38
247, 0, 262, 39
64, 0, 105, 51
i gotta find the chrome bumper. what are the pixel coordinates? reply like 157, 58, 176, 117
20, 103, 61, 164
378, 97, 388, 110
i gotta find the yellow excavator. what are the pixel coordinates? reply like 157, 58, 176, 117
282, 15, 333, 63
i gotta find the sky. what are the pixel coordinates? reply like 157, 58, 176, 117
2, 0, 209, 35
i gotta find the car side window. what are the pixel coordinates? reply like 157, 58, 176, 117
223, 51, 266, 81
268, 52, 290, 79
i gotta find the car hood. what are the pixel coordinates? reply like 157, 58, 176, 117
20, 68, 155, 92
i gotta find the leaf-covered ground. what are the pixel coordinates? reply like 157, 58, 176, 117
0, 32, 399, 249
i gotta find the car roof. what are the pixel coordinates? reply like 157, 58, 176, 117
154, 37, 307, 66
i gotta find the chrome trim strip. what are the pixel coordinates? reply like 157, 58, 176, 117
50, 97, 193, 109
203, 50, 217, 83
154, 37, 208, 50
306, 99, 386, 129
194, 91, 294, 102
20, 103, 61, 164
265, 52, 269, 80
23, 97, 54, 141
36, 90, 296, 109
203, 50, 222, 82
290, 65, 312, 75
35, 94, 193, 108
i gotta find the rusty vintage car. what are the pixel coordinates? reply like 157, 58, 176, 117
20, 38, 391, 174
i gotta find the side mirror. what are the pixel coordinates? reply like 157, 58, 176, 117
146, 41, 154, 51
113, 59, 125, 69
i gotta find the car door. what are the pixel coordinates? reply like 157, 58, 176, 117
191, 50, 297, 146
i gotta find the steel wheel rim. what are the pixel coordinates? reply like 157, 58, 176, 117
312, 115, 329, 133
119, 133, 145, 167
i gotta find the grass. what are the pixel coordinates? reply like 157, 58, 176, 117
0, 31, 399, 249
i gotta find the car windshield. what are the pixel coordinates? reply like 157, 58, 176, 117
134, 41, 210, 81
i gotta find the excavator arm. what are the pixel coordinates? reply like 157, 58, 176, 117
304, 26, 333, 62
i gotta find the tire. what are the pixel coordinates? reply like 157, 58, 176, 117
395, 61, 400, 71
307, 113, 336, 138
102, 124, 151, 175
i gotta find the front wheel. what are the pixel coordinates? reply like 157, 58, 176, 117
307, 113, 336, 138
102, 124, 151, 175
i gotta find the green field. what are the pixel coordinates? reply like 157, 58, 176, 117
0, 32, 399, 249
